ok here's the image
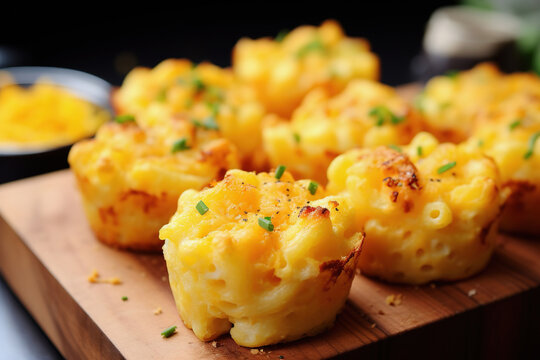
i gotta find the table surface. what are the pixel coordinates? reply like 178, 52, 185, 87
0, 276, 61, 360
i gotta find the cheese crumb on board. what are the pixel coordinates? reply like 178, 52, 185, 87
385, 293, 403, 306
87, 269, 122, 285
105, 277, 122, 285
468, 289, 477, 297
250, 349, 259, 355
87, 269, 100, 283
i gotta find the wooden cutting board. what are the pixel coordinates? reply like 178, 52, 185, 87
1, 170, 540, 359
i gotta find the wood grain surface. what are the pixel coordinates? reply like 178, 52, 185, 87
1, 170, 540, 359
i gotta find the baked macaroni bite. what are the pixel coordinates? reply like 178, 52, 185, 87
263, 80, 422, 184
414, 63, 503, 142
469, 90, 540, 236
112, 59, 267, 170
327, 132, 506, 284
159, 169, 363, 347
233, 20, 379, 117
69, 118, 239, 251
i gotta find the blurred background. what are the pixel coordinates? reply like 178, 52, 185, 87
1, 0, 538, 88
1, 1, 540, 358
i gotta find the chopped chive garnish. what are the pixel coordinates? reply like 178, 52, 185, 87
192, 117, 219, 131
275, 165, 286, 180
388, 144, 402, 153
390, 115, 405, 125
297, 39, 325, 58
275, 29, 289, 42
121, 296, 128, 301
171, 137, 190, 153
206, 102, 220, 117
524, 132, 540, 159
156, 88, 167, 102
258, 217, 274, 231
308, 181, 318, 195
161, 325, 177, 338
193, 78, 205, 93
196, 200, 209, 215
369, 106, 404, 126
417, 146, 423, 157
444, 69, 459, 79
114, 114, 136, 124
509, 119, 522, 130
437, 161, 457, 174
478, 139, 484, 148
293, 133, 301, 143
203, 116, 219, 130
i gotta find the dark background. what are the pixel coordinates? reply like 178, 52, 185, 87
0, 1, 458, 87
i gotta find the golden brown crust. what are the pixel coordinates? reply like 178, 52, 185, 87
298, 206, 330, 219
320, 234, 364, 290
360, 147, 422, 210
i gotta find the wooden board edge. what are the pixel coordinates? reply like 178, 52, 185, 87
0, 215, 124, 360
336, 287, 540, 359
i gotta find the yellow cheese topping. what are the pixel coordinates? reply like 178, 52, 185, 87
0, 78, 109, 149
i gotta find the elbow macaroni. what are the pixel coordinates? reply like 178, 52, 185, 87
263, 80, 422, 184
233, 20, 379, 117
159, 169, 363, 346
112, 59, 267, 171
327, 132, 506, 284
423, 201, 452, 230
68, 120, 240, 251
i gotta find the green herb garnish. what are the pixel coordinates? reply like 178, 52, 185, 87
388, 144, 402, 153
524, 132, 540, 159
478, 139, 484, 148
417, 146, 423, 157
297, 39, 325, 58
275, 29, 289, 43
444, 69, 459, 79
121, 296, 128, 301
192, 117, 219, 131
308, 181, 318, 195
203, 116, 219, 130
192, 77, 205, 93
509, 119, 522, 131
437, 161, 457, 174
196, 200, 209, 215
368, 106, 404, 126
204, 86, 224, 103
206, 102, 220, 117
275, 165, 286, 180
114, 114, 136, 124
293, 133, 301, 144
258, 217, 274, 232
171, 137, 190, 153
160, 325, 177, 338
156, 88, 167, 102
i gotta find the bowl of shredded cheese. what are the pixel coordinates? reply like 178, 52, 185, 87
0, 67, 112, 183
